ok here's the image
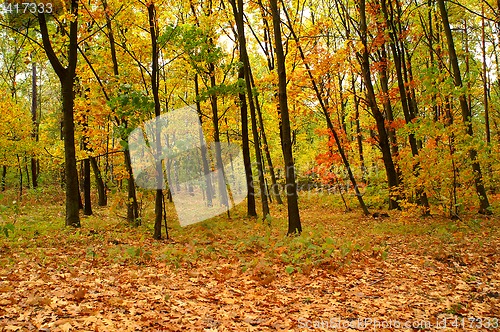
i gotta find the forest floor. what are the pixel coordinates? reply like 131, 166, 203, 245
0, 187, 499, 331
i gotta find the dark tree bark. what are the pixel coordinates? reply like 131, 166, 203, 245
90, 156, 107, 206
24, 155, 30, 190
124, 149, 139, 222
381, 0, 430, 214
16, 155, 22, 198
38, 1, 80, 227
81, 96, 92, 216
437, 0, 491, 214
250, 71, 283, 205
281, 1, 369, 215
230, 0, 270, 218
377, 46, 399, 158
210, 69, 230, 212
103, 0, 138, 222
31, 60, 38, 188
194, 74, 214, 208
356, 0, 400, 210
253, 0, 284, 205
83, 158, 92, 215
1, 166, 6, 191
270, 0, 302, 234
352, 79, 366, 180
191, 0, 229, 215
481, 5, 491, 145
148, 2, 166, 239
236, 66, 257, 216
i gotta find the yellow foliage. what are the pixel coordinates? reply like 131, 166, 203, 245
0, 91, 35, 166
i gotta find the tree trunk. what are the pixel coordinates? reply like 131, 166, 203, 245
250, 71, 283, 205
352, 79, 366, 180
281, 0, 369, 215
31, 60, 38, 188
24, 156, 30, 190
194, 74, 214, 208
378, 47, 399, 158
90, 156, 107, 206
148, 2, 166, 239
124, 149, 139, 222
1, 166, 6, 191
103, 0, 138, 220
381, 0, 430, 214
236, 67, 257, 216
230, 0, 270, 218
16, 155, 22, 198
38, 1, 80, 227
270, 0, 302, 234
481, 5, 491, 145
83, 158, 92, 215
437, 0, 491, 214
81, 103, 92, 216
357, 0, 400, 210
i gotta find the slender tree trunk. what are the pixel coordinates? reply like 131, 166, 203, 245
250, 71, 283, 205
103, 0, 138, 221
208, 63, 230, 213
24, 156, 30, 190
378, 47, 399, 158
281, 0, 369, 215
148, 2, 166, 239
1, 166, 6, 191
270, 0, 302, 234
194, 74, 214, 208
437, 0, 491, 214
16, 155, 22, 198
60, 23, 81, 226
251, 0, 284, 204
381, 0, 430, 214
90, 156, 107, 206
38, 1, 81, 227
124, 149, 139, 222
236, 67, 257, 216
463, 19, 472, 113
357, 0, 400, 210
481, 5, 491, 145
426, 0, 440, 121
81, 104, 93, 216
353, 79, 366, 180
83, 158, 92, 215
31, 60, 38, 188
231, 0, 269, 218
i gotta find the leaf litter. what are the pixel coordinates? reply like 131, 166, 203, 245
0, 195, 499, 331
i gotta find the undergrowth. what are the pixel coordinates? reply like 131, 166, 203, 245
0, 186, 498, 276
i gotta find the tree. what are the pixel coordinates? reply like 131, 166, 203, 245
38, 0, 81, 227
379, 0, 430, 214
280, 0, 369, 216
437, 0, 491, 214
147, 1, 166, 240
236, 60, 257, 216
270, 0, 301, 234
230, 0, 270, 219
30, 58, 39, 189
355, 0, 401, 210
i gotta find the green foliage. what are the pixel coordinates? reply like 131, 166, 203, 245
1, 223, 14, 237
126, 246, 152, 263
109, 85, 155, 134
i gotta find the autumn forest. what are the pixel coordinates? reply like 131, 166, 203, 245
0, 0, 499, 330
